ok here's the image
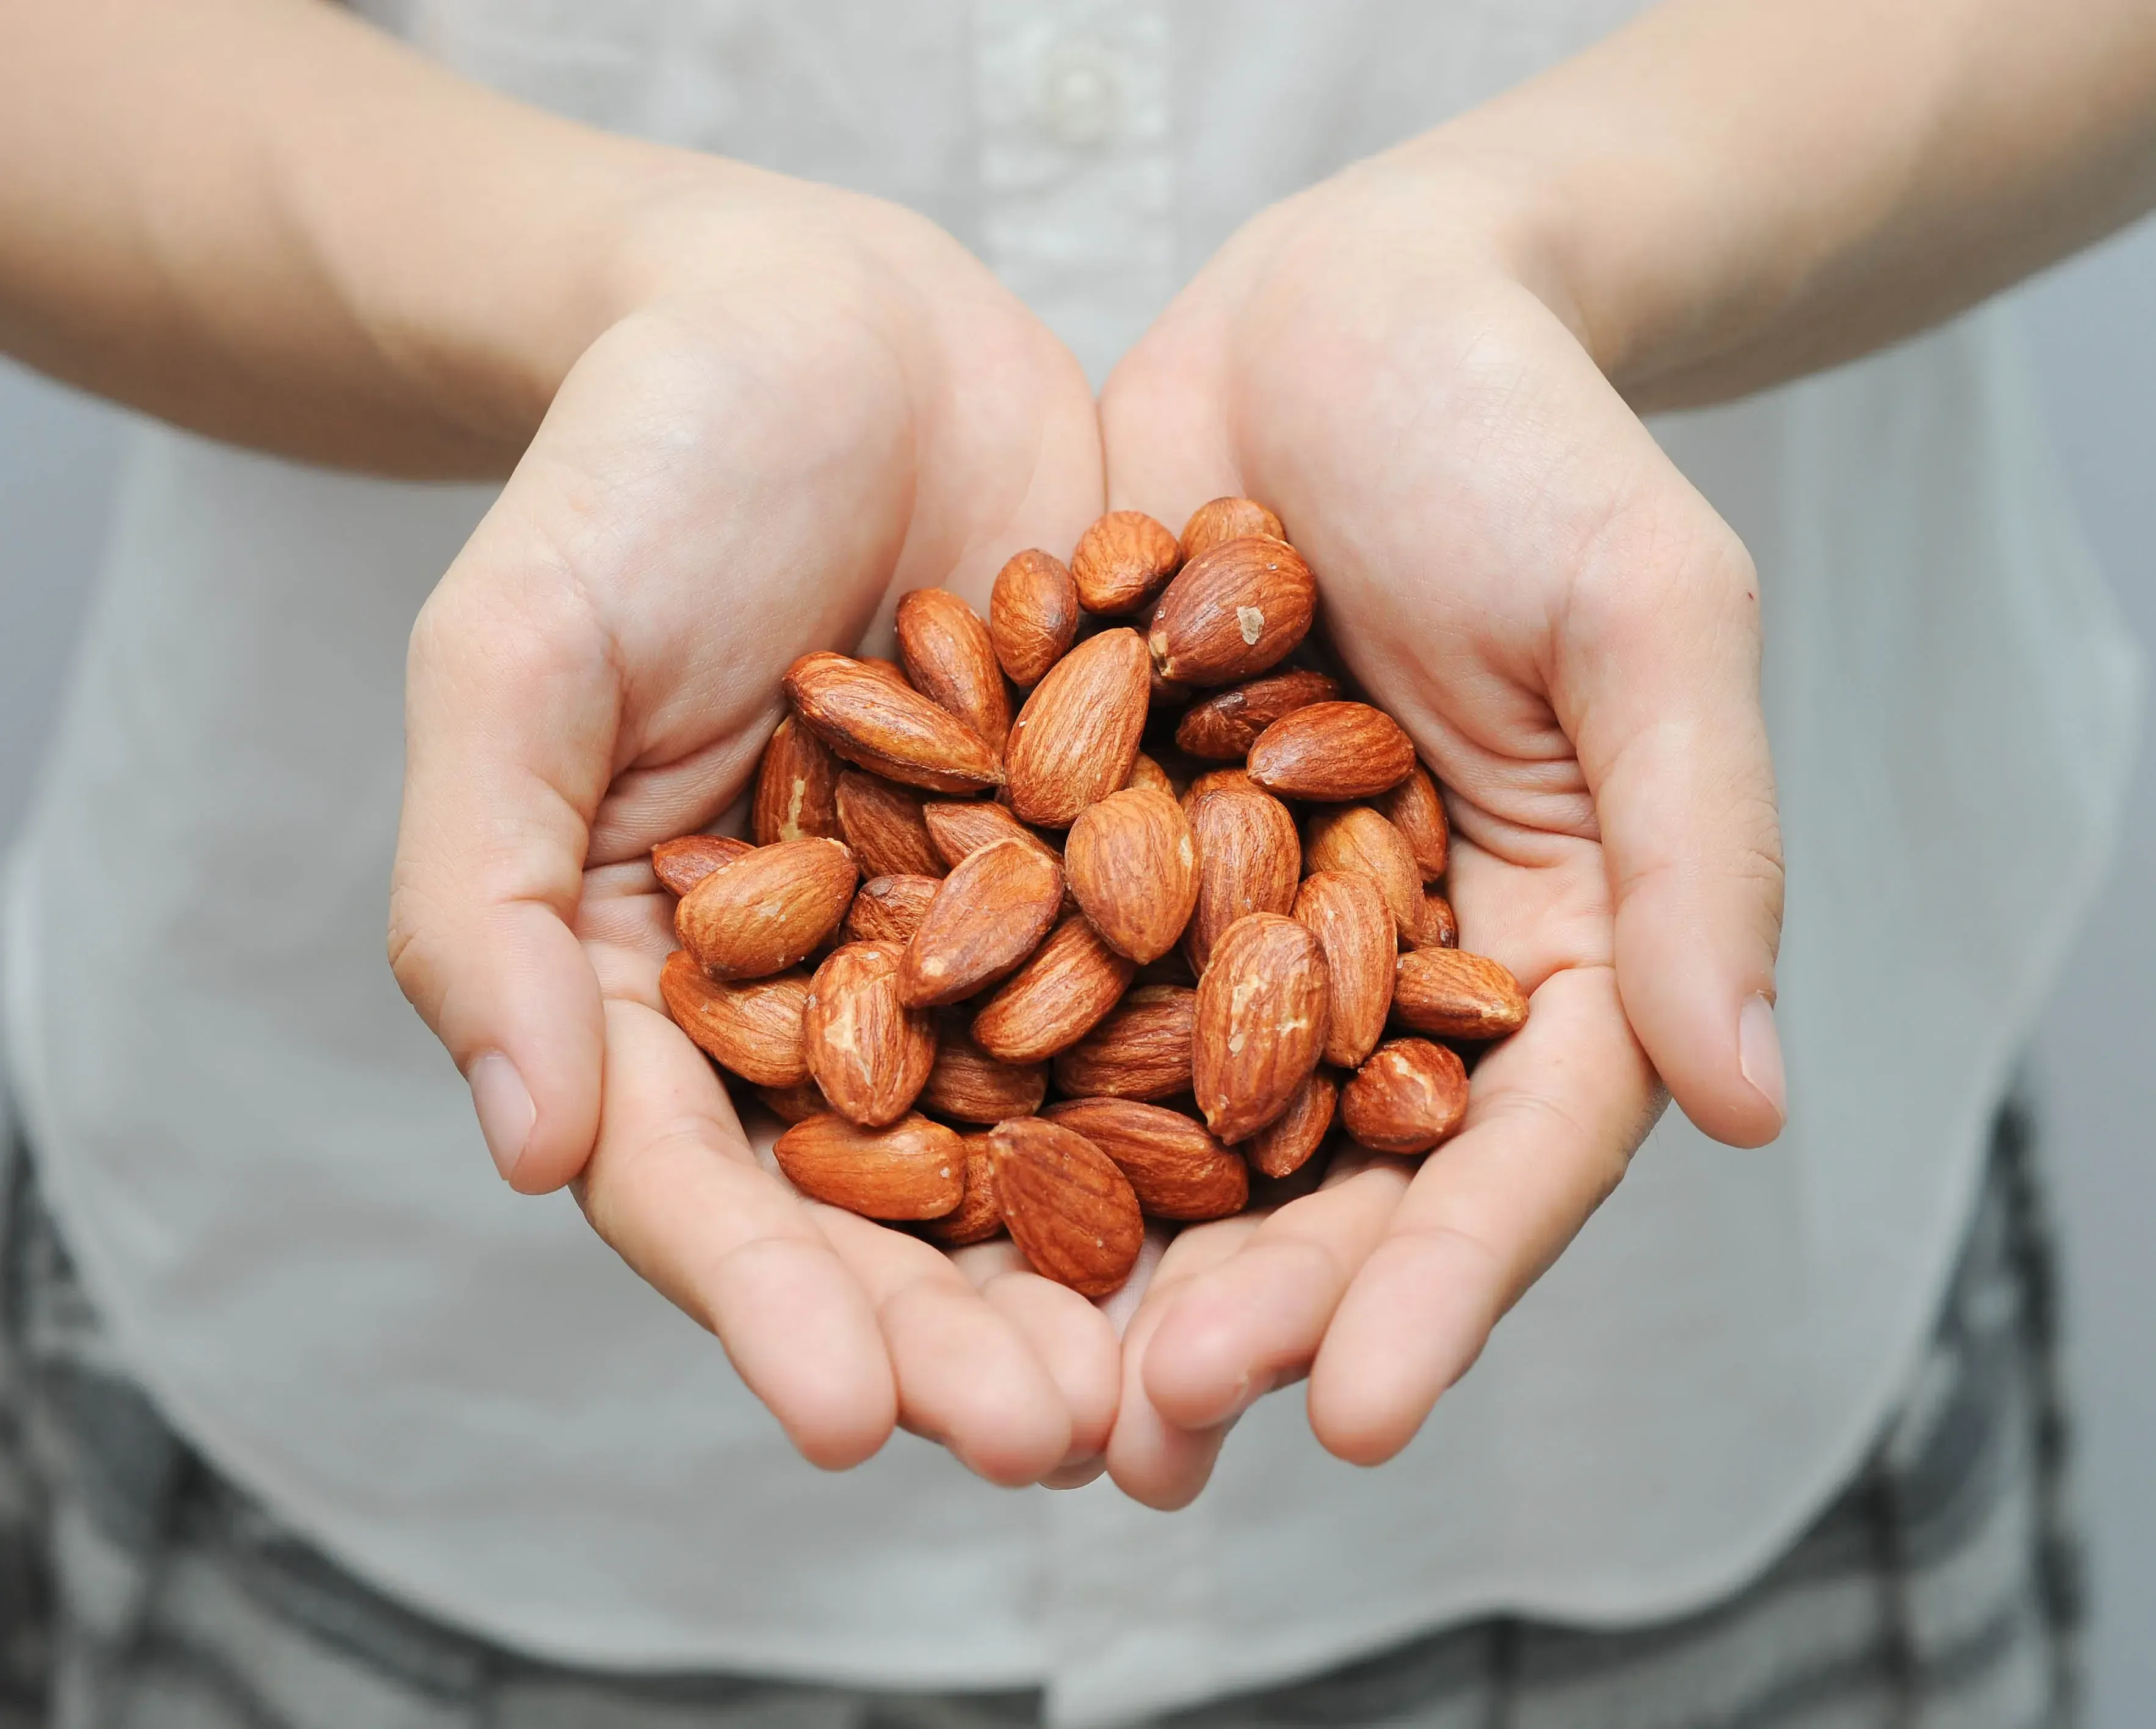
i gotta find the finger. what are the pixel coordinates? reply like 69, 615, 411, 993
1308, 963, 1661, 1465
576, 999, 897, 1470
961, 1250, 1121, 1462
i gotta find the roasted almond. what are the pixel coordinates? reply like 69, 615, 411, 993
1409, 890, 1459, 950
1303, 805, 1422, 940
659, 952, 810, 1087
751, 1079, 829, 1125
1179, 496, 1286, 560
1246, 701, 1417, 801
1292, 871, 1395, 1068
1340, 1038, 1469, 1153
1004, 628, 1151, 827
784, 651, 1002, 794
988, 1118, 1145, 1297
1241, 1069, 1338, 1180
803, 940, 938, 1126
920, 1028, 1047, 1124
1070, 510, 1183, 616
1181, 772, 1301, 972
1125, 752, 1176, 797
675, 838, 859, 980
774, 1111, 965, 1220
752, 716, 842, 846
651, 834, 753, 897
860, 657, 914, 691
1063, 788, 1198, 965
919, 1134, 1004, 1247
1148, 536, 1317, 686
1043, 1098, 1247, 1221
1049, 983, 1195, 1100
1173, 668, 1340, 760
895, 587, 1011, 753
1192, 913, 1331, 1144
842, 873, 942, 944
1378, 762, 1450, 880
971, 913, 1137, 1064
988, 549, 1080, 688
1392, 949, 1530, 1040
834, 770, 944, 879
922, 799, 1061, 875
898, 838, 1063, 1009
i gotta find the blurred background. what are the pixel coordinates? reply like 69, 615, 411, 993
2, 220, 2152, 1720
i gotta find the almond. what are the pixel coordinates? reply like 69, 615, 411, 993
1004, 628, 1151, 827
922, 799, 1060, 875
1193, 913, 1330, 1144
988, 1118, 1145, 1296
659, 952, 810, 1086
1179, 496, 1286, 560
1181, 772, 1301, 972
971, 913, 1137, 1064
834, 770, 944, 880
1409, 890, 1458, 950
1340, 1038, 1469, 1153
1125, 753, 1176, 797
1241, 1069, 1338, 1180
752, 716, 842, 846
1392, 949, 1530, 1040
988, 549, 1080, 688
860, 657, 914, 691
651, 834, 753, 897
919, 1134, 1004, 1247
1063, 788, 1198, 965
898, 838, 1063, 1008
1070, 510, 1183, 616
1148, 536, 1317, 686
674, 838, 859, 980
803, 941, 938, 1127
920, 1028, 1047, 1124
784, 651, 1002, 794
1292, 870, 1395, 1067
1043, 1098, 1247, 1220
1173, 668, 1340, 760
843, 874, 942, 944
895, 587, 1012, 752
1303, 805, 1422, 940
751, 1079, 828, 1125
774, 1111, 965, 1219
1378, 763, 1450, 880
1049, 983, 1194, 1100
1246, 701, 1416, 801
1248, 1141, 1333, 1209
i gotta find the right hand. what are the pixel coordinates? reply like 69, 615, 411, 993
388, 166, 1118, 1487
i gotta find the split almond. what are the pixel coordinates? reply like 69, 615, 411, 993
988, 549, 1080, 688
843, 874, 942, 944
1070, 510, 1182, 615
1148, 536, 1317, 686
675, 838, 859, 980
803, 940, 937, 1127
784, 651, 1002, 794
919, 1134, 1004, 1247
752, 716, 842, 846
1293, 870, 1395, 1068
971, 913, 1137, 1064
774, 1111, 965, 1220
834, 770, 944, 880
1304, 805, 1422, 940
1246, 701, 1417, 801
1181, 772, 1301, 973
1179, 496, 1285, 560
1340, 1038, 1469, 1153
898, 838, 1063, 1009
896, 587, 1011, 752
1379, 763, 1450, 880
1050, 984, 1195, 1101
988, 1117, 1145, 1297
1043, 1098, 1247, 1221
1193, 913, 1330, 1144
920, 1029, 1047, 1124
1392, 949, 1530, 1040
1004, 628, 1151, 827
1242, 1068, 1338, 1180
1063, 787, 1198, 965
1173, 668, 1340, 761
651, 834, 752, 897
659, 952, 810, 1087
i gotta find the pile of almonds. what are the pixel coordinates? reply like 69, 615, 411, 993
653, 501, 1527, 1296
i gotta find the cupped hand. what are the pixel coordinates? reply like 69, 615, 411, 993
1097, 155, 1787, 1506
388, 168, 1118, 1486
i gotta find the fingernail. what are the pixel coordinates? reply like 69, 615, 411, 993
1738, 994, 1787, 1125
468, 1052, 535, 1182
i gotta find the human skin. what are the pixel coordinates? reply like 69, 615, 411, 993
2, 0, 2153, 1496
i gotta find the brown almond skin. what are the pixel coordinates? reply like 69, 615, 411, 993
1292, 871, 1396, 1068
988, 1118, 1145, 1297
774, 1112, 966, 1220
1379, 763, 1450, 881
1341, 1039, 1470, 1153
1409, 890, 1460, 950
1004, 628, 1151, 827
659, 952, 811, 1086
1063, 788, 1199, 965
1173, 668, 1340, 760
1148, 536, 1317, 686
1193, 913, 1331, 1144
1125, 753, 1176, 797
919, 1135, 1005, 1247
922, 799, 1061, 875
1392, 949, 1530, 1040
1304, 805, 1423, 940
1043, 1098, 1247, 1221
651, 835, 753, 897
752, 716, 842, 846
989, 548, 1081, 688
920, 1030, 1047, 1124
972, 913, 1137, 1064
784, 651, 1003, 794
899, 838, 1063, 1009
803, 941, 938, 1126
1242, 1070, 1339, 1180
860, 657, 913, 689
1050, 983, 1195, 1101
1179, 496, 1286, 560
1247, 702, 1417, 802
843, 874, 943, 944
895, 587, 1012, 753
751, 1079, 828, 1125
834, 770, 944, 880
1181, 773, 1301, 973
675, 838, 859, 980
1070, 510, 1184, 616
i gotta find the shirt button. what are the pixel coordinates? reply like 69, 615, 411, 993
1036, 43, 1120, 148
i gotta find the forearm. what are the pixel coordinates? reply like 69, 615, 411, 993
1419, 0, 2156, 407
